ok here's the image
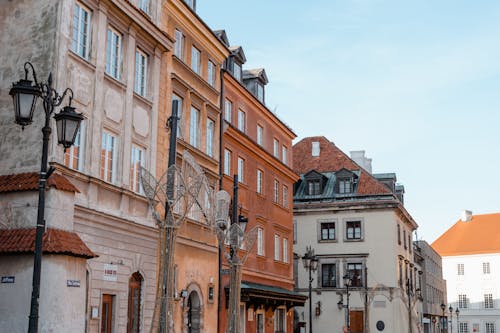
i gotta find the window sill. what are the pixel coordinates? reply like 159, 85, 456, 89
133, 91, 153, 107
344, 238, 364, 242
68, 50, 95, 71
104, 73, 127, 90
319, 239, 338, 243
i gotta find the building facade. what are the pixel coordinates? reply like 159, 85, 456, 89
433, 212, 500, 333
293, 136, 419, 333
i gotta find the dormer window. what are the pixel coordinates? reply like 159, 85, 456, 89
304, 170, 327, 196
233, 62, 241, 81
338, 178, 353, 194
256, 83, 264, 103
308, 179, 321, 195
183, 0, 196, 11
335, 168, 358, 195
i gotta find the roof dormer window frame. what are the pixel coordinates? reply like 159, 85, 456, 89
304, 170, 327, 196
335, 168, 358, 195
233, 61, 242, 81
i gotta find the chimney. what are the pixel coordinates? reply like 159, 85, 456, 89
350, 150, 372, 174
312, 141, 320, 157
461, 210, 473, 222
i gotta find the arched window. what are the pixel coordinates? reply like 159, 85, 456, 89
127, 272, 143, 333
187, 292, 201, 333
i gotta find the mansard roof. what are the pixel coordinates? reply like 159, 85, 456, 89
213, 29, 229, 47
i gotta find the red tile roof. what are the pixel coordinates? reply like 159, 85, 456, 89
432, 213, 500, 256
0, 228, 96, 259
293, 136, 391, 196
0, 172, 79, 193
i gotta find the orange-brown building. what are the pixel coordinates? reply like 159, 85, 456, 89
217, 33, 306, 333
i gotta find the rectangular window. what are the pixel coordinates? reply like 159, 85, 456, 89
458, 263, 464, 276
130, 145, 145, 193
134, 48, 148, 97
483, 262, 491, 274
191, 46, 201, 74
283, 238, 289, 263
224, 149, 231, 175
321, 223, 336, 240
100, 131, 117, 183
138, 0, 150, 13
224, 99, 232, 122
256, 169, 263, 194
237, 157, 244, 183
274, 235, 280, 261
105, 27, 122, 80
239, 304, 245, 333
397, 224, 401, 245
274, 180, 279, 203
257, 125, 263, 145
282, 185, 288, 207
233, 62, 241, 81
257, 227, 263, 256
189, 106, 199, 148
282, 146, 288, 165
322, 263, 337, 288
72, 3, 91, 60
256, 312, 264, 333
484, 294, 494, 308
486, 323, 496, 333
207, 60, 216, 87
458, 294, 468, 308
172, 94, 183, 139
459, 322, 469, 333
307, 179, 321, 195
64, 122, 85, 171
347, 263, 363, 287
346, 221, 362, 240
339, 179, 352, 194
293, 220, 297, 244
174, 29, 184, 59
256, 83, 264, 102
206, 118, 214, 157
403, 229, 407, 249
237, 109, 245, 132
408, 233, 412, 253
273, 139, 279, 158
274, 308, 285, 333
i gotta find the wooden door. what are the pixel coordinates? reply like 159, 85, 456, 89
127, 273, 143, 333
101, 294, 114, 333
350, 310, 364, 333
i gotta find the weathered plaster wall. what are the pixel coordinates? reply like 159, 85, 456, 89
0, 0, 60, 175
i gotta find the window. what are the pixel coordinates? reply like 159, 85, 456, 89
397, 224, 401, 245
273, 139, 279, 158
174, 29, 184, 59
274, 235, 280, 261
189, 106, 199, 148
237, 157, 244, 183
283, 239, 289, 263
183, 0, 196, 10
237, 109, 245, 132
256, 169, 263, 194
274, 180, 279, 203
138, 0, 149, 13
257, 125, 263, 145
100, 131, 117, 183
321, 263, 336, 288
347, 263, 363, 287
105, 27, 122, 80
346, 221, 362, 240
403, 229, 407, 249
408, 233, 412, 253
191, 46, 201, 74
134, 49, 148, 97
206, 118, 214, 157
312, 141, 320, 156
64, 122, 85, 171
274, 307, 286, 333
257, 227, 264, 256
459, 322, 469, 333
458, 263, 464, 276
224, 149, 231, 175
307, 179, 322, 195
486, 323, 496, 333
207, 60, 216, 87
293, 220, 297, 244
256, 312, 264, 333
338, 178, 352, 194
130, 145, 145, 193
172, 94, 183, 138
458, 294, 468, 308
282, 146, 288, 165
282, 185, 288, 207
239, 303, 246, 333
483, 262, 491, 274
127, 272, 143, 333
224, 99, 232, 122
233, 62, 241, 81
484, 294, 494, 308
72, 3, 91, 60
321, 223, 336, 240
256, 83, 264, 103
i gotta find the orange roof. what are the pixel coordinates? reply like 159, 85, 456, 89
432, 213, 500, 256
0, 228, 96, 259
293, 136, 391, 196
0, 172, 79, 193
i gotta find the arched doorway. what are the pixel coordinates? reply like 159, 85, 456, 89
127, 272, 143, 333
187, 291, 201, 333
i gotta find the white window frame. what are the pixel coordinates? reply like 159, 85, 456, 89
257, 227, 264, 256
105, 26, 122, 80
138, 0, 150, 14
458, 294, 468, 308
206, 118, 215, 157
207, 60, 216, 87
134, 48, 148, 97
274, 179, 279, 203
237, 109, 245, 132
282, 185, 288, 208
191, 46, 201, 74
256, 169, 263, 194
130, 145, 145, 193
237, 157, 244, 183
458, 263, 464, 276
189, 106, 199, 148
274, 234, 280, 261
283, 238, 289, 263
273, 138, 279, 158
282, 146, 288, 164
174, 29, 184, 60
274, 307, 286, 333
64, 121, 85, 171
224, 99, 232, 122
224, 149, 231, 175
233, 62, 241, 81
172, 94, 184, 139
257, 125, 263, 145
484, 293, 494, 309
483, 262, 491, 274
485, 323, 496, 333
101, 131, 118, 183
459, 322, 469, 333
256, 83, 264, 102
72, 2, 91, 60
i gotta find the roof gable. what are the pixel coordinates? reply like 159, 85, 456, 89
213, 29, 229, 47
229, 45, 246, 64
243, 68, 268, 85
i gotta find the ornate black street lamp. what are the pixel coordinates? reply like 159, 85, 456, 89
455, 308, 460, 333
440, 303, 446, 333
302, 247, 318, 333
448, 305, 453, 333
343, 274, 353, 333
10, 62, 83, 333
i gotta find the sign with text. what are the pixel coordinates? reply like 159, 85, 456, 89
67, 280, 81, 287
1, 276, 15, 283
103, 264, 118, 281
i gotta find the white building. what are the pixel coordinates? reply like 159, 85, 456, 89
433, 211, 500, 333
293, 136, 420, 333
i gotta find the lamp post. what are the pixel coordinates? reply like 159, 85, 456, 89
9, 62, 83, 333
440, 303, 446, 333
448, 306, 453, 333
302, 247, 318, 333
343, 274, 352, 333
455, 308, 459, 333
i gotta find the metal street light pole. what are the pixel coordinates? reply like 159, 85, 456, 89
407, 279, 413, 333
9, 62, 83, 333
455, 308, 460, 333
448, 306, 453, 333
440, 303, 446, 333
343, 275, 352, 333
302, 247, 318, 333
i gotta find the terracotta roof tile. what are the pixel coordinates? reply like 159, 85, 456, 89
0, 228, 96, 259
0, 172, 79, 193
432, 213, 500, 256
293, 136, 391, 196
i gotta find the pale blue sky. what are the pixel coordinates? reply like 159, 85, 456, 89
198, 0, 500, 243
